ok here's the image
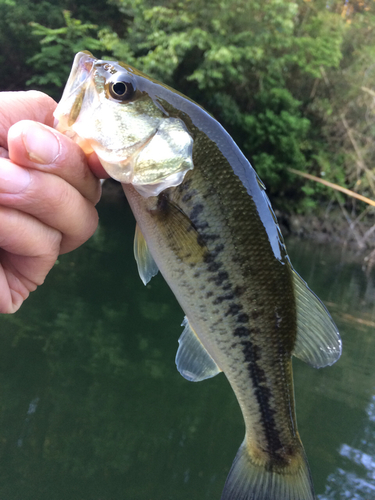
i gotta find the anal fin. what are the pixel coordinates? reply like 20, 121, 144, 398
176, 317, 221, 382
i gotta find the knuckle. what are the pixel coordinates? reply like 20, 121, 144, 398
60, 205, 98, 254
26, 90, 56, 111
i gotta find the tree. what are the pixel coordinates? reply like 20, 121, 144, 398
6, 0, 375, 215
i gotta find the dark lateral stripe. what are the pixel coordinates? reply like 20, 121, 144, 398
189, 203, 204, 221
225, 303, 243, 316
213, 294, 234, 304
190, 200, 287, 461
237, 313, 249, 323
236, 333, 286, 464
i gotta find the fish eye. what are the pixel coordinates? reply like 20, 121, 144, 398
108, 75, 135, 101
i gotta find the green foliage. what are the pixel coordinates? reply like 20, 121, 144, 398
0, 0, 123, 94
2, 0, 375, 214
0, 0, 64, 91
292, 9, 344, 78
27, 11, 105, 98
241, 88, 311, 192
99, 0, 349, 210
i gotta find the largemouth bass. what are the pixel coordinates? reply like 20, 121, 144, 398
54, 51, 342, 500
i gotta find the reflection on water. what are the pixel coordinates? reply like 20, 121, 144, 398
0, 190, 375, 499
319, 397, 375, 499
286, 239, 375, 500
17, 397, 40, 448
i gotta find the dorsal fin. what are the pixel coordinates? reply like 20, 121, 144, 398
176, 317, 222, 382
292, 270, 342, 368
133, 223, 159, 285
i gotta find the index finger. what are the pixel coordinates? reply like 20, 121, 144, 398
0, 91, 56, 149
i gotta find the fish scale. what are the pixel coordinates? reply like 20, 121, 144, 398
54, 51, 342, 500
127, 133, 300, 465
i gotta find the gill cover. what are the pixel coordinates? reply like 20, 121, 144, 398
54, 51, 194, 197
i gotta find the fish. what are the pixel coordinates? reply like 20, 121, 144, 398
54, 51, 342, 500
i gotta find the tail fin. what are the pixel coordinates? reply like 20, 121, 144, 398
221, 441, 315, 500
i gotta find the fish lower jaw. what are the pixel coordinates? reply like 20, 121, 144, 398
98, 156, 134, 183
100, 155, 192, 197
131, 168, 192, 197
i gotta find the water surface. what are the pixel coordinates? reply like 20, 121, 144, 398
0, 188, 374, 499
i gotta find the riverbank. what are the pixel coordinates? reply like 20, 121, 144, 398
276, 207, 375, 268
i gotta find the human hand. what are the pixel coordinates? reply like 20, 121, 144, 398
0, 91, 104, 313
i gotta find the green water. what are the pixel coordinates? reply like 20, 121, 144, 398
0, 189, 375, 500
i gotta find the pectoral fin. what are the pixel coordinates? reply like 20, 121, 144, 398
176, 317, 222, 382
153, 194, 208, 265
292, 270, 342, 368
134, 223, 159, 285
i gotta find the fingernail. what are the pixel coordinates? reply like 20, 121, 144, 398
0, 162, 31, 193
23, 123, 60, 165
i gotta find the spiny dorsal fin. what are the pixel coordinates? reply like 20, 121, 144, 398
176, 317, 222, 382
292, 270, 342, 368
133, 223, 159, 285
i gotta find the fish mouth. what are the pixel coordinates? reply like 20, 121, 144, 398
64, 51, 95, 101
54, 51, 97, 136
